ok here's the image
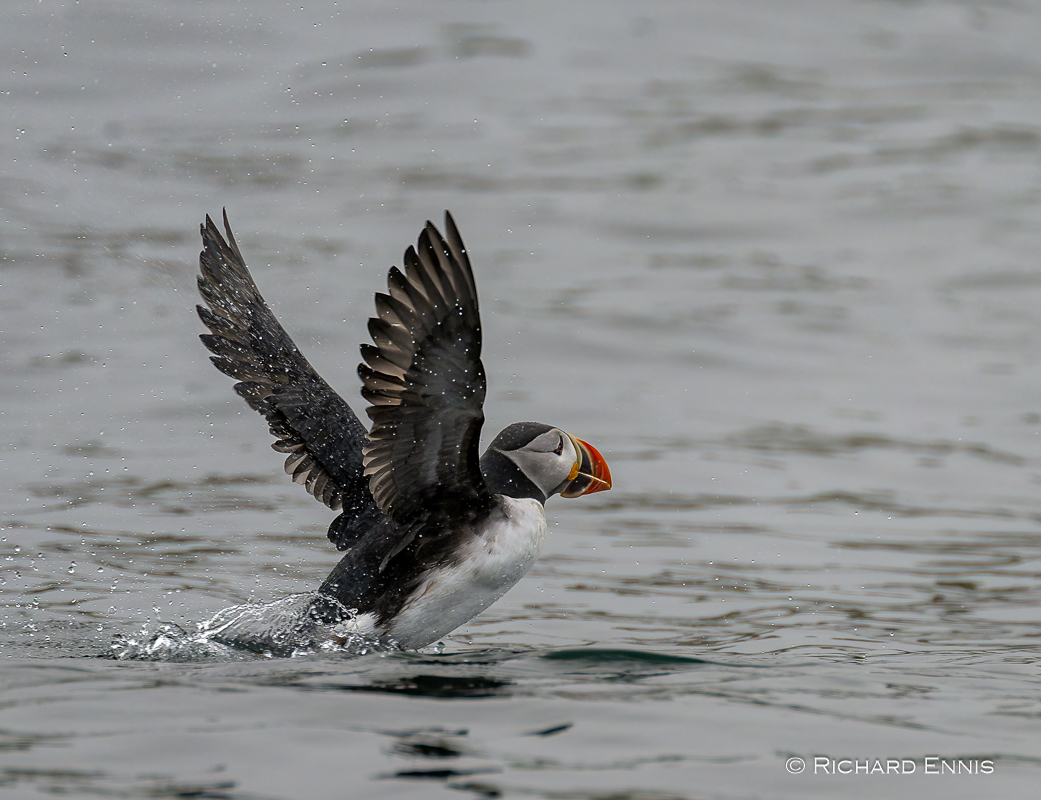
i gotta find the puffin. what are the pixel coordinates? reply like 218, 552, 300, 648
196, 210, 611, 650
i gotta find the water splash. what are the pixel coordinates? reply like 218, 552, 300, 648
111, 593, 388, 661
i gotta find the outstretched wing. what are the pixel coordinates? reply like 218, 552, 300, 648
359, 212, 496, 522
196, 210, 372, 517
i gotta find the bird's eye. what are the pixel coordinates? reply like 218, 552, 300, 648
554, 436, 564, 456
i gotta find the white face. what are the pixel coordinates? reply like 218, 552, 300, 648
502, 428, 579, 498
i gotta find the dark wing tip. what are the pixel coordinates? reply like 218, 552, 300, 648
221, 208, 245, 263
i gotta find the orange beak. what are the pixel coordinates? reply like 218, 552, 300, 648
560, 435, 613, 497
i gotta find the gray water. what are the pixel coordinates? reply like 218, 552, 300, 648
3, 0, 1041, 797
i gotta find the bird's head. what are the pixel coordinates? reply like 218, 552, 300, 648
481, 422, 612, 504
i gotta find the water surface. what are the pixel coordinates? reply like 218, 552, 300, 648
3, 1, 1041, 797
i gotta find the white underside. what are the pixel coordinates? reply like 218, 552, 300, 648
337, 497, 547, 650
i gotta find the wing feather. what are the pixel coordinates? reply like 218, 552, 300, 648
387, 266, 436, 322
359, 212, 494, 522
196, 210, 372, 516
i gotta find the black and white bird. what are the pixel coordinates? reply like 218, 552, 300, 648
196, 211, 611, 649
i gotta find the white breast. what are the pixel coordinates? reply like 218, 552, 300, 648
382, 497, 547, 649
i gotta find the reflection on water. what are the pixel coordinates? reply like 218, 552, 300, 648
3, 0, 1041, 797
